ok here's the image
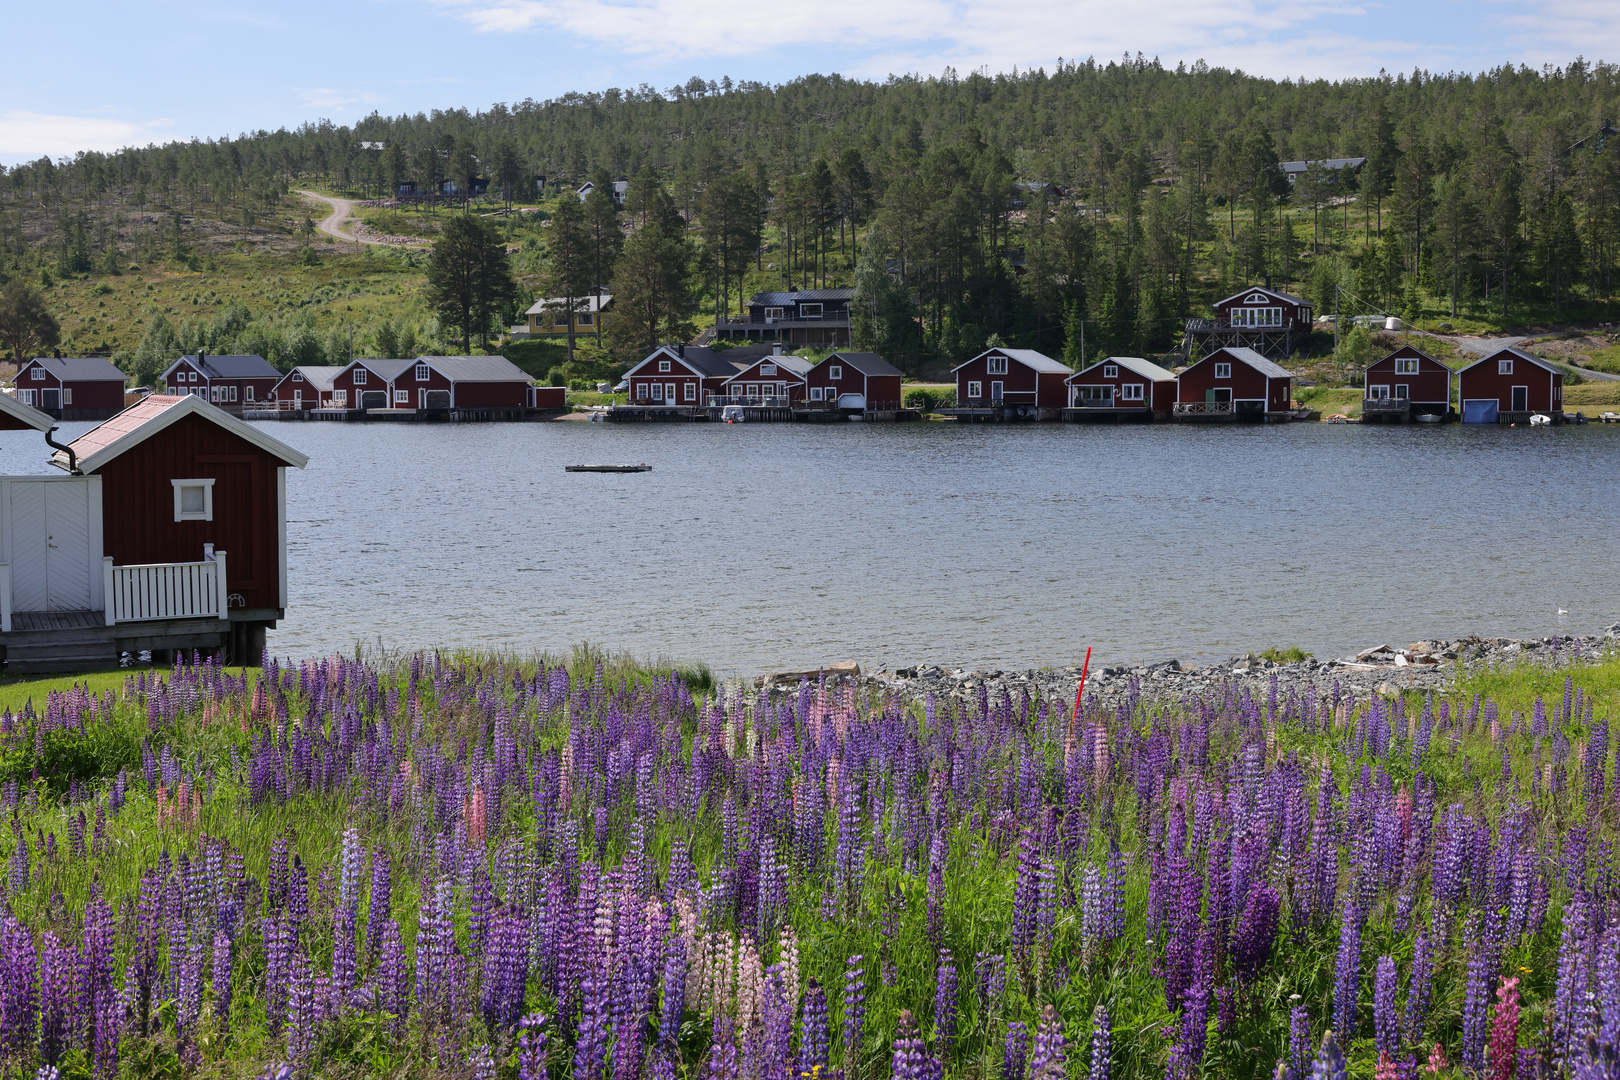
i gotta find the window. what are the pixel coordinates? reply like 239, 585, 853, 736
650, 383, 663, 401
1368, 385, 1390, 400
765, 306, 784, 320
172, 478, 215, 522
761, 363, 777, 376
415, 364, 430, 381
210, 387, 221, 402
987, 355, 1009, 375
1121, 383, 1144, 401
1103, 364, 1118, 378
746, 384, 760, 396
292, 371, 304, 382
1395, 358, 1419, 375
187, 371, 196, 382
18, 390, 33, 406
1394, 385, 1409, 400
333, 390, 347, 406
1074, 385, 1110, 405
578, 313, 593, 326
395, 390, 409, 403
1498, 358, 1513, 375
353, 368, 368, 385
245, 386, 254, 402
799, 303, 823, 319
810, 387, 824, 401
658, 360, 671, 373
967, 381, 983, 399
828, 365, 842, 380
30, 367, 44, 381
554, 315, 570, 328
228, 386, 238, 402
636, 383, 648, 400
684, 383, 696, 402
62, 389, 73, 405
1214, 363, 1232, 379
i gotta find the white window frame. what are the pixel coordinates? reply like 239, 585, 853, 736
810, 387, 824, 401
395, 389, 408, 403
353, 368, 368, 385
1395, 358, 1419, 375
1498, 359, 1513, 375
1394, 384, 1409, 400
1103, 364, 1118, 378
636, 382, 648, 400
764, 306, 784, 320
967, 381, 983, 399
578, 312, 593, 326
63, 388, 73, 405
658, 360, 671, 373
650, 383, 664, 401
761, 363, 778, 376
333, 389, 347, 406
828, 365, 842, 380
172, 478, 215, 522
415, 364, 430, 381
1368, 385, 1390, 400
30, 367, 45, 381
683, 383, 695, 402
799, 303, 823, 319
987, 356, 1009, 375
244, 386, 254, 402
1120, 383, 1144, 401
18, 390, 34, 406
1214, 362, 1232, 379
292, 371, 304, 382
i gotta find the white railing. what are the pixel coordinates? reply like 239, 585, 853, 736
107, 549, 229, 624
1173, 401, 1236, 416
0, 563, 10, 633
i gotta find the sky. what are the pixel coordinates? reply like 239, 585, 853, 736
3, 0, 1616, 165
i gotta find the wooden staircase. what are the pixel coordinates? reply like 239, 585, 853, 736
2, 610, 118, 674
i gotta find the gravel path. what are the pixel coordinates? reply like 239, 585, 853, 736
296, 190, 371, 246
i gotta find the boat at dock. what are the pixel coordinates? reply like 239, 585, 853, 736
565, 464, 652, 473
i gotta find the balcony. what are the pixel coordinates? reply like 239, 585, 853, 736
1185, 317, 1302, 333
0, 548, 228, 634
1173, 401, 1235, 417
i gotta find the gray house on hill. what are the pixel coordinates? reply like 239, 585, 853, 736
715, 288, 853, 347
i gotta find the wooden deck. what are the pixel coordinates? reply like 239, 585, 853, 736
11, 609, 104, 633
1, 611, 253, 674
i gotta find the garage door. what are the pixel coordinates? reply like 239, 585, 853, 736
425, 390, 451, 409
360, 390, 388, 410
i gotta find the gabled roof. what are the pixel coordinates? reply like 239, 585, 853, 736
1454, 346, 1563, 377
951, 348, 1073, 375
819, 352, 903, 378
748, 289, 855, 306
58, 394, 309, 474
276, 365, 346, 392
416, 356, 532, 383
0, 391, 55, 432
1193, 347, 1294, 380
1279, 157, 1367, 175
723, 355, 814, 382
1366, 346, 1446, 370
1068, 356, 1178, 383
629, 345, 750, 380
23, 356, 127, 382
345, 358, 415, 381
526, 293, 613, 315
165, 354, 281, 380
1214, 285, 1310, 308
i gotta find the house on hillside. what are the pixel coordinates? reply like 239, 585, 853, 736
1065, 356, 1178, 421
1182, 285, 1314, 361
950, 347, 1073, 419
14, 355, 127, 420
1456, 348, 1565, 423
1174, 346, 1295, 422
161, 353, 281, 414
576, 180, 628, 206
805, 352, 904, 412
1279, 157, 1367, 184
1362, 346, 1453, 422
268, 366, 346, 410
715, 289, 854, 347
525, 293, 613, 339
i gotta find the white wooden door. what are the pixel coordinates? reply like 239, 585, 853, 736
7, 479, 97, 612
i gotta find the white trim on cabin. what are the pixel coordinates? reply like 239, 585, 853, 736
278, 466, 288, 609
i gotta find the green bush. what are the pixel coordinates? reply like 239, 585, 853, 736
904, 386, 955, 412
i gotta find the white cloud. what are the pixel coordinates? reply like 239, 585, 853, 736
298, 89, 385, 111
0, 111, 172, 163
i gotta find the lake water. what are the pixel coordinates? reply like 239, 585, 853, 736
7, 419, 1618, 674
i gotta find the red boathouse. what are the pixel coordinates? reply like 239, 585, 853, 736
951, 347, 1073, 419
1362, 345, 1453, 422
1175, 347, 1294, 422
1456, 348, 1564, 423
14, 355, 128, 421
1065, 356, 1178, 420
805, 352, 904, 412
161, 353, 281, 414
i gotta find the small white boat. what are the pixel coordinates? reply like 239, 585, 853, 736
721, 405, 746, 423
1415, 413, 1445, 424
1529, 413, 1552, 426
1602, 412, 1620, 423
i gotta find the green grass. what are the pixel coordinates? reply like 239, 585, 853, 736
1294, 385, 1363, 417
0, 666, 260, 714
1563, 383, 1620, 409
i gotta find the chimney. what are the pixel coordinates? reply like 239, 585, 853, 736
677, 342, 685, 358
1264, 274, 1272, 290
772, 342, 783, 356
53, 347, 60, 359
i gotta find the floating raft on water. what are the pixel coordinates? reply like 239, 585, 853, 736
565, 463, 652, 473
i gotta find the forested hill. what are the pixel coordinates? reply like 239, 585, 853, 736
4, 56, 1620, 377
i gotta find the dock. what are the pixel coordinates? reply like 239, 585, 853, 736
566, 464, 652, 473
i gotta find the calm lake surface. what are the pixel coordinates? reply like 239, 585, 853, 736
8, 419, 1618, 674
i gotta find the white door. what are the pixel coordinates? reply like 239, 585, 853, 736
8, 479, 97, 612
666, 383, 676, 403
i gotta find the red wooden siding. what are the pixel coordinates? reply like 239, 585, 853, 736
90, 412, 282, 614
627, 353, 707, 404
1365, 346, 1451, 405
955, 353, 1037, 404
1458, 351, 1563, 413
1067, 363, 1176, 412
453, 379, 529, 408
16, 362, 126, 414
1178, 351, 1288, 409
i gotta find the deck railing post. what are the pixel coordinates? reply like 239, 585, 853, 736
103, 557, 116, 627
214, 551, 229, 620
0, 563, 10, 634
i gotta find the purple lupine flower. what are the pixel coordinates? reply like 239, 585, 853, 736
934, 950, 958, 1054
799, 978, 830, 1078
1232, 884, 1280, 985
1373, 955, 1399, 1061
1090, 1005, 1111, 1080
366, 846, 391, 965
1331, 899, 1363, 1043
468, 1044, 496, 1080
572, 970, 610, 1080
1003, 1021, 1029, 1080
377, 917, 408, 1035
1461, 915, 1495, 1076
1011, 828, 1041, 976
1287, 1003, 1311, 1080
843, 955, 867, 1080
1310, 1030, 1347, 1080
38, 932, 74, 1067
658, 936, 686, 1054
212, 931, 232, 1035
1403, 933, 1432, 1049
1027, 1004, 1066, 1080
519, 1012, 550, 1080
976, 952, 1007, 1013
891, 1010, 928, 1080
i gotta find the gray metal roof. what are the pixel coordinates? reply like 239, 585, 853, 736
726, 354, 814, 381
822, 352, 903, 378
528, 293, 612, 315
633, 345, 751, 380
1204, 347, 1294, 379
25, 356, 126, 382
280, 365, 346, 391
418, 355, 532, 383
1280, 157, 1367, 176
951, 348, 1073, 375
1069, 356, 1178, 383
749, 289, 855, 306
168, 354, 280, 380
352, 358, 416, 381
1215, 285, 1311, 309
1454, 346, 1562, 376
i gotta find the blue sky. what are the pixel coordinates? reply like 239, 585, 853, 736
2, 0, 1614, 165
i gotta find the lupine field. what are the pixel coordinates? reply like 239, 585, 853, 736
0, 648, 1618, 1080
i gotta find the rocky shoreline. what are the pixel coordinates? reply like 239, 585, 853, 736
761, 624, 1620, 706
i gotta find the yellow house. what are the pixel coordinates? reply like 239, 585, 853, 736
526, 293, 612, 337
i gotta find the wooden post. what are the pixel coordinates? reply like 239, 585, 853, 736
0, 563, 10, 634
214, 550, 230, 620
103, 557, 116, 626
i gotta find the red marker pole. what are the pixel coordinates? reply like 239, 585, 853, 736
1071, 646, 1092, 726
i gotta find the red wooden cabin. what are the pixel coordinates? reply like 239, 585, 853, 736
57, 394, 308, 659
721, 354, 813, 402
623, 345, 749, 406
1183, 284, 1315, 361
1363, 345, 1453, 421
405, 356, 533, 410
0, 392, 54, 432
161, 353, 281, 414
951, 347, 1072, 416
805, 352, 904, 411
268, 366, 345, 410
1456, 348, 1564, 423
331, 359, 414, 410
15, 355, 127, 421
1175, 347, 1294, 421
1065, 356, 1178, 419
